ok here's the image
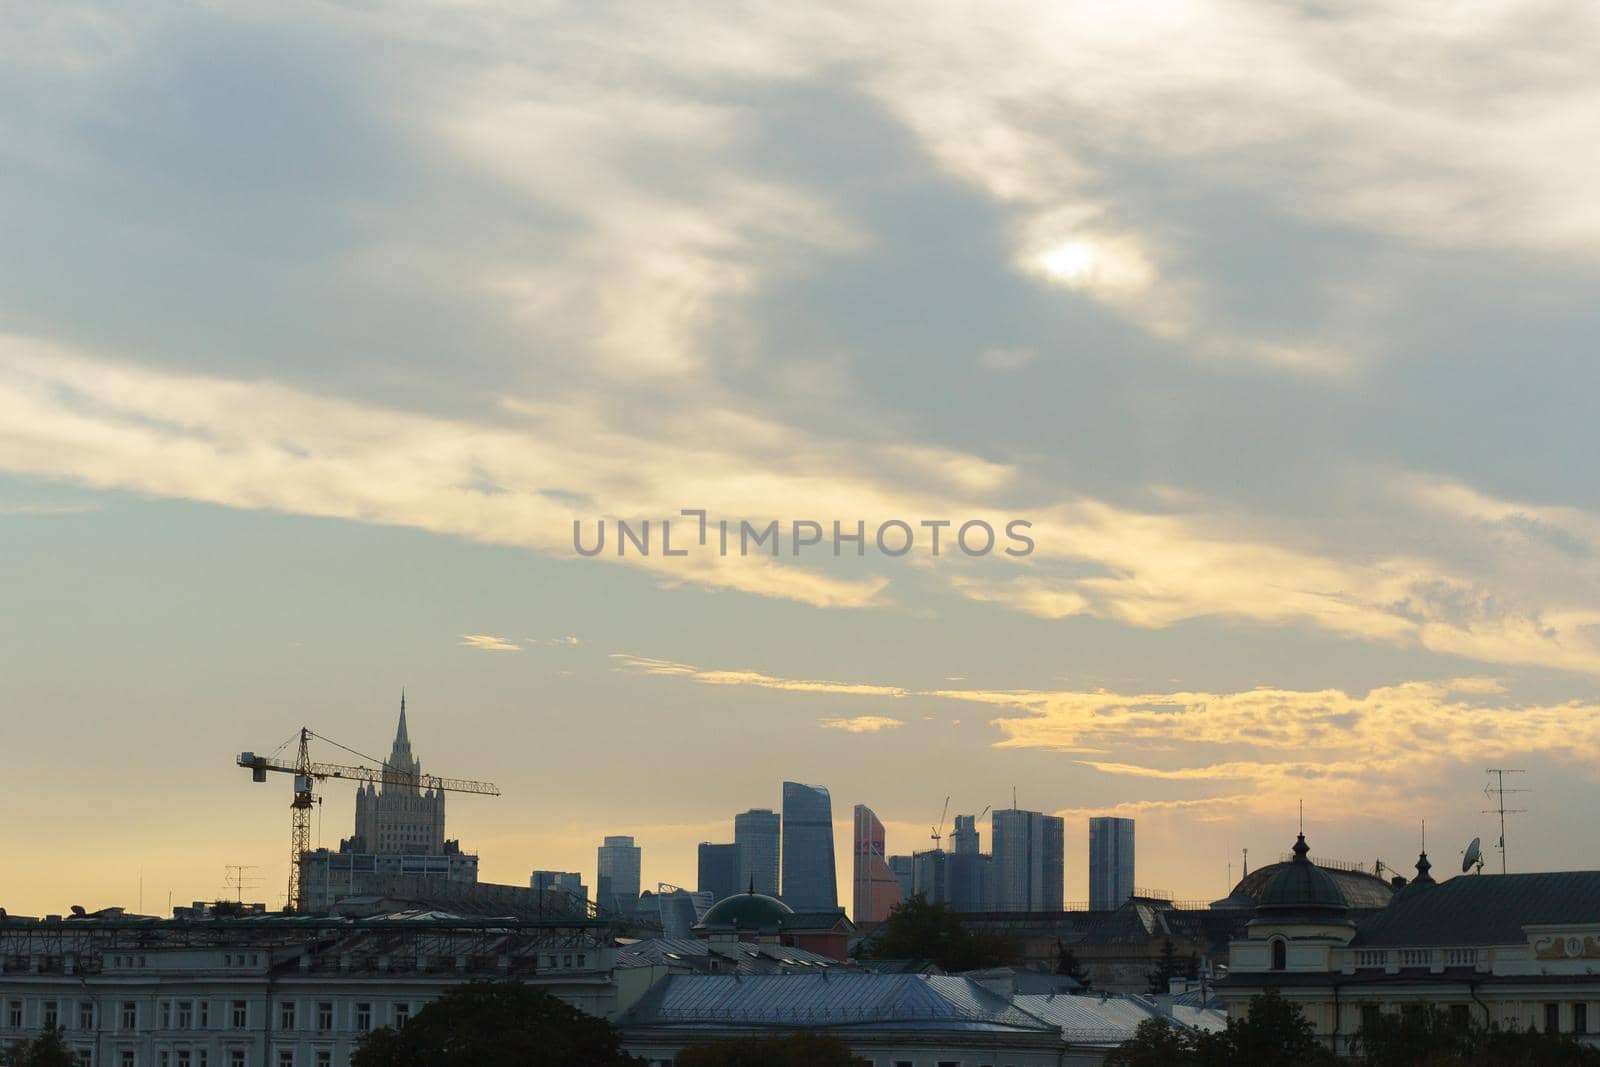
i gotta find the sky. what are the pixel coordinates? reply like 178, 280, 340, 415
2, 0, 1600, 917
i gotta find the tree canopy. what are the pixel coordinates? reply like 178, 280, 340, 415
0, 1027, 78, 1067
859, 892, 1016, 972
1106, 991, 1336, 1067
673, 1032, 867, 1066
348, 981, 640, 1067
1354, 1004, 1600, 1066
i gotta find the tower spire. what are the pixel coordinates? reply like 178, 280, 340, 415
396, 689, 409, 747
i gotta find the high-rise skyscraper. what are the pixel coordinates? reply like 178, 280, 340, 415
781, 782, 837, 910
697, 842, 743, 903
349, 695, 448, 855
734, 808, 780, 896
852, 804, 903, 923
990, 808, 1064, 912
946, 814, 989, 911
597, 835, 641, 914
888, 854, 914, 900
950, 814, 980, 855
1089, 816, 1136, 910
530, 870, 588, 907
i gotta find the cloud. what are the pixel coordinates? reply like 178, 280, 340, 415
818, 715, 905, 733
460, 634, 521, 652
611, 653, 909, 698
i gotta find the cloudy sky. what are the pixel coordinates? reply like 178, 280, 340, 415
3, 1, 1599, 915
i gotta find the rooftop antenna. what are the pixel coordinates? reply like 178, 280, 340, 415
222, 865, 261, 904
1298, 798, 1303, 834
1481, 769, 1528, 874
1012, 785, 1018, 810
1242, 848, 1248, 878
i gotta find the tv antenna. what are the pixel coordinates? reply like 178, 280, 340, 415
1481, 769, 1527, 874
222, 865, 261, 903
1461, 837, 1484, 875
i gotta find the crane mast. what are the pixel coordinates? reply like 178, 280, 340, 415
238, 724, 499, 912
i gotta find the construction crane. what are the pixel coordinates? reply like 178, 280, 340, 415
237, 726, 500, 912
930, 795, 950, 850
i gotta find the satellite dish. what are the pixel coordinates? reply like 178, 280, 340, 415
1462, 837, 1482, 874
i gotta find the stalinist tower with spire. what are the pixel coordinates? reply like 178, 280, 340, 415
349, 693, 449, 855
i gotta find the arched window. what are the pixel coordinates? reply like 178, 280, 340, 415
1271, 938, 1287, 971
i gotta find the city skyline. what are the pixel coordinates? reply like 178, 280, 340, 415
5, 0, 1600, 920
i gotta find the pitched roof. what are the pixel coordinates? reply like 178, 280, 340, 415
622, 973, 1056, 1033
1352, 871, 1600, 947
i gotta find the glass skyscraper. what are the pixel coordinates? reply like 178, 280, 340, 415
781, 782, 837, 910
852, 803, 902, 923
697, 842, 744, 903
734, 808, 780, 897
1089, 816, 1136, 910
989, 808, 1064, 912
597, 834, 641, 914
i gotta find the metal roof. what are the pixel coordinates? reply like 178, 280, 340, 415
1352, 871, 1600, 947
1012, 993, 1226, 1046
623, 973, 1057, 1033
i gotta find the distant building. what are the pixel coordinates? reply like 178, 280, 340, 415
888, 854, 914, 900
300, 845, 478, 910
912, 849, 949, 904
598, 835, 642, 915
734, 808, 780, 897
947, 814, 990, 912
531, 870, 588, 905
781, 782, 837, 910
697, 843, 743, 904
990, 809, 1064, 912
852, 804, 903, 924
345, 697, 452, 856
1089, 817, 1136, 911
1220, 833, 1600, 1055
951, 814, 980, 855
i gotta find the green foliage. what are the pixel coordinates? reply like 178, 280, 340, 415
1353, 1004, 1600, 1066
348, 981, 640, 1067
1055, 939, 1091, 990
1, 1026, 78, 1067
673, 1032, 867, 1066
1107, 991, 1335, 1067
1105, 1018, 1197, 1067
861, 892, 1016, 972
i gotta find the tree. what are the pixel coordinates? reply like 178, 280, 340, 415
674, 1033, 866, 1066
349, 981, 640, 1067
1105, 1018, 1198, 1067
1, 1026, 78, 1067
1193, 991, 1337, 1067
860, 893, 1016, 972
1353, 1004, 1600, 1066
1054, 939, 1092, 990
1147, 937, 1179, 994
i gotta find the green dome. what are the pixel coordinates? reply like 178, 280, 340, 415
1257, 834, 1347, 917
697, 891, 794, 930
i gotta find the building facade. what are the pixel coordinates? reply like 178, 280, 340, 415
597, 836, 642, 916
780, 783, 836, 911
991, 809, 1064, 912
732, 809, 780, 898
696, 844, 743, 905
299, 848, 478, 912
530, 870, 587, 906
851, 805, 902, 924
1089, 817, 1136, 911
1220, 835, 1600, 1054
346, 699, 447, 857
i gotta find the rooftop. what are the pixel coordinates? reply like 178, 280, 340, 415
1352, 871, 1600, 947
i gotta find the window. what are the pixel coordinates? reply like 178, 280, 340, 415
159, 1054, 170, 1067
198, 1002, 209, 1029
316, 1002, 333, 1032
277, 1052, 294, 1067
7, 1001, 21, 1030
1450, 1004, 1470, 1029
355, 1004, 371, 1033
279, 1001, 296, 1031
43, 1002, 58, 1029
160, 1001, 172, 1029
315, 1053, 331, 1067
76, 1049, 94, 1067
122, 1002, 138, 1030
230, 1052, 246, 1067
231, 1001, 247, 1029
177, 1052, 191, 1067
393, 1003, 410, 1027
1575, 1003, 1589, 1034
177, 1002, 193, 1030
197, 1053, 207, 1067
79, 1001, 95, 1031
1270, 938, 1287, 971
121, 1052, 135, 1067
1546, 1002, 1561, 1033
